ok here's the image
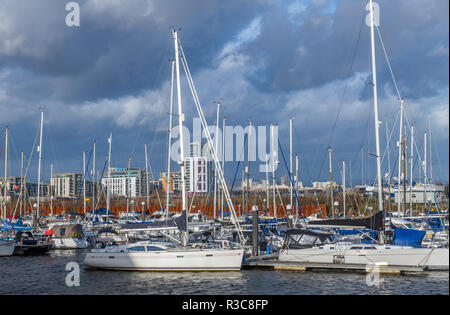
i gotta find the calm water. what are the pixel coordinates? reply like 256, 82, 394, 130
0, 250, 448, 295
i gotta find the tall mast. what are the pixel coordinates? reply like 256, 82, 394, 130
342, 160, 346, 218
145, 144, 150, 218
50, 163, 53, 217
213, 102, 220, 220
428, 116, 432, 184
410, 125, 414, 212
92, 141, 96, 211
424, 131, 427, 211
20, 151, 24, 217
295, 154, 299, 218
397, 99, 404, 213
424, 132, 427, 181
385, 119, 391, 212
3, 127, 8, 219
245, 120, 252, 216
369, 0, 383, 219
221, 116, 226, 220
172, 29, 188, 245
402, 132, 407, 214
241, 169, 245, 216
265, 154, 270, 210
289, 117, 293, 210
126, 157, 131, 216
165, 60, 175, 219
107, 132, 112, 219
37, 108, 44, 219
328, 147, 334, 218
271, 124, 277, 219
361, 146, 364, 186
83, 151, 86, 218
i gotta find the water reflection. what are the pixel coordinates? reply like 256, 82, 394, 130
0, 250, 448, 295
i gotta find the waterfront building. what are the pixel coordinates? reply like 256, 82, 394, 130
394, 183, 446, 205
185, 142, 214, 194
160, 171, 182, 192
51, 173, 92, 199
0, 176, 49, 200
101, 168, 157, 198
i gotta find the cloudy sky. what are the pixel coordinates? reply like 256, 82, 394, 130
0, 0, 448, 185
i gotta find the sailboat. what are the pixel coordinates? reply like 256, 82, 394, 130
84, 29, 244, 271
0, 239, 15, 257
278, 0, 449, 271
0, 128, 16, 257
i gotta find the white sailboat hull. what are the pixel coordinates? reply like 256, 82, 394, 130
0, 240, 15, 257
279, 246, 449, 270
84, 248, 244, 271
52, 238, 89, 249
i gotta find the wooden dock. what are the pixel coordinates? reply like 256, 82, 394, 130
243, 260, 426, 274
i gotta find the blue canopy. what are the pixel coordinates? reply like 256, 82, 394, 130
1, 219, 33, 232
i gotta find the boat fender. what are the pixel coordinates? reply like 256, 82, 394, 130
72, 232, 77, 238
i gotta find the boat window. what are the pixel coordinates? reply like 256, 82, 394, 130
128, 246, 146, 252
146, 246, 163, 251
350, 246, 363, 250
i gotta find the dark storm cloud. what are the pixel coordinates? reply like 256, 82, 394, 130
0, 0, 448, 184
240, 0, 448, 100
1, 0, 268, 103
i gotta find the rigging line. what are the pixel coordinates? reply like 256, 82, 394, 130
432, 135, 445, 183
6, 132, 21, 175
379, 111, 401, 170
44, 118, 60, 180
402, 111, 429, 182
129, 40, 172, 161
291, 124, 312, 184
377, 24, 410, 104
72, 148, 93, 216
277, 138, 307, 223
375, 26, 401, 101
22, 124, 40, 187
146, 156, 163, 211
178, 42, 244, 243
230, 134, 247, 195
377, 25, 427, 153
314, 10, 366, 182
147, 68, 174, 175
95, 158, 108, 209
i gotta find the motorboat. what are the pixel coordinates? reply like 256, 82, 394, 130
47, 223, 89, 249
13, 231, 53, 255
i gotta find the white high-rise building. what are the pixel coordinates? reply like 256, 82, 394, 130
185, 142, 214, 194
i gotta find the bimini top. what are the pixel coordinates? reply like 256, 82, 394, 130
283, 229, 333, 249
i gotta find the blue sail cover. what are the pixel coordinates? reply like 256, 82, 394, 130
1, 219, 33, 232
393, 228, 426, 248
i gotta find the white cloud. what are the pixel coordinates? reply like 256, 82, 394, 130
217, 16, 262, 60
